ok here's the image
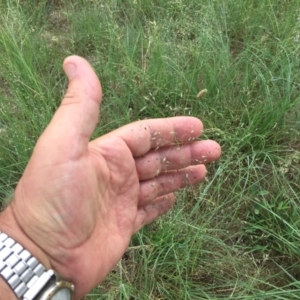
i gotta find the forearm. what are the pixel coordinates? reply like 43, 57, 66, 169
0, 276, 17, 300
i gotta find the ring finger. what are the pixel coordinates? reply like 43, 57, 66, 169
138, 164, 207, 207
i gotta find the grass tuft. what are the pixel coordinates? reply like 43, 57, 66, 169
1, 0, 300, 298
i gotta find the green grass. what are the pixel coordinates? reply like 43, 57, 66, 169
1, 0, 300, 299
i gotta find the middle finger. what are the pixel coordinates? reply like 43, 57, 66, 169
135, 140, 220, 181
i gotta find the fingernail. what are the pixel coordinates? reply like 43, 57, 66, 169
64, 63, 77, 80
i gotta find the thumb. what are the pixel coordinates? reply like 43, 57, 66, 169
39, 55, 102, 158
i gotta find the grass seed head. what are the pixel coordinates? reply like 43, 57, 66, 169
197, 89, 208, 98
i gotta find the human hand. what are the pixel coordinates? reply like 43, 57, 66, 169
1, 56, 221, 299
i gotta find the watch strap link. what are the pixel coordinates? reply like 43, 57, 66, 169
0, 231, 53, 300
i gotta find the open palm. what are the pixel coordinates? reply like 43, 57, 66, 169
9, 56, 221, 299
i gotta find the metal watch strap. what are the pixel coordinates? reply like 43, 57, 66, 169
0, 231, 54, 300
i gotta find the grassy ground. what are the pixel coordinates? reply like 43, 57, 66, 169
1, 0, 300, 299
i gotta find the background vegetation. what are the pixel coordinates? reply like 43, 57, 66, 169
1, 0, 300, 299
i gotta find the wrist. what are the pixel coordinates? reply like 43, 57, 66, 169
0, 205, 52, 299
0, 205, 51, 270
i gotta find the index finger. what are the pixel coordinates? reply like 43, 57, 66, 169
104, 117, 203, 157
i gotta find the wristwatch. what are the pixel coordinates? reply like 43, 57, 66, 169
0, 231, 74, 299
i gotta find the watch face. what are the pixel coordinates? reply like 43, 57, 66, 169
51, 288, 72, 300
